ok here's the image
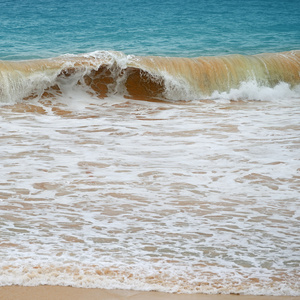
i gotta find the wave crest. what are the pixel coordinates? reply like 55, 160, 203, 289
0, 50, 299, 103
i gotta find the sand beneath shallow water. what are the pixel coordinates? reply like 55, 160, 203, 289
0, 286, 298, 300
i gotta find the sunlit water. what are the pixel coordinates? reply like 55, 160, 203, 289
0, 0, 299, 295
0, 92, 299, 295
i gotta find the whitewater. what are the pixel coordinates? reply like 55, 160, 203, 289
0, 49, 299, 296
1, 50, 299, 103
0, 0, 300, 296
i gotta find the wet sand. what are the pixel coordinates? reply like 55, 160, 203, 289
0, 286, 298, 300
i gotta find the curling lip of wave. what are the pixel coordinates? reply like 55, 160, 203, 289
0, 50, 299, 102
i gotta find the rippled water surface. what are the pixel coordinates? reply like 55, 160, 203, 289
0, 95, 299, 295
0, 0, 299, 295
1, 0, 299, 59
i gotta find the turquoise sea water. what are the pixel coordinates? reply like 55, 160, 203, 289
0, 0, 299, 59
0, 0, 300, 296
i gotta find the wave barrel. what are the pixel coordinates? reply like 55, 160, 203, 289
0, 50, 299, 102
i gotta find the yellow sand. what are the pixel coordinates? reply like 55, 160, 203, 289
0, 286, 298, 300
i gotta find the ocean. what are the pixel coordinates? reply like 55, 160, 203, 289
0, 0, 299, 296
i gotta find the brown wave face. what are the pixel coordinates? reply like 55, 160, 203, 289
0, 50, 299, 102
83, 65, 165, 101
134, 50, 300, 96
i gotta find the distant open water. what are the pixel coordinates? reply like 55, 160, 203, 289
0, 0, 299, 59
0, 0, 300, 296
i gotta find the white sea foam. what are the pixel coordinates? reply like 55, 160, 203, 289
0, 89, 299, 295
0, 51, 299, 295
211, 81, 300, 101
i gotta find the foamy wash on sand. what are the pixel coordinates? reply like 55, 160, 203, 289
0, 0, 300, 296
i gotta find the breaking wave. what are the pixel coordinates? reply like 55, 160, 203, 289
0, 50, 299, 103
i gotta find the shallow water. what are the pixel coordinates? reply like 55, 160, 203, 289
0, 93, 299, 295
0, 0, 300, 295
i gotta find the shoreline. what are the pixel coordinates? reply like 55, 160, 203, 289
0, 286, 299, 300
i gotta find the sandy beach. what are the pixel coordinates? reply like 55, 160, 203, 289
0, 286, 299, 300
